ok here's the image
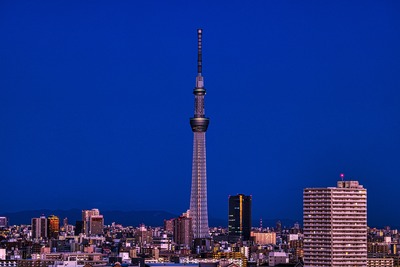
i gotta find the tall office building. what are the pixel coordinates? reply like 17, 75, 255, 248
303, 180, 367, 267
32, 215, 48, 239
82, 208, 101, 236
173, 216, 193, 248
189, 29, 210, 239
47, 215, 60, 239
89, 215, 104, 235
228, 194, 252, 242
0, 217, 8, 228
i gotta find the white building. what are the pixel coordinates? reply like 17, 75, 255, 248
118, 252, 131, 263
0, 249, 6, 260
288, 234, 299, 241
45, 252, 106, 267
303, 180, 367, 267
268, 252, 289, 266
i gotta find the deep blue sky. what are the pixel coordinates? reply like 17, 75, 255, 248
1, 1, 400, 228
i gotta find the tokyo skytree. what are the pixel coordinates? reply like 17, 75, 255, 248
189, 29, 210, 239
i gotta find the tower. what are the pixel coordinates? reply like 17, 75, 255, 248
189, 29, 210, 239
228, 194, 252, 242
303, 180, 367, 267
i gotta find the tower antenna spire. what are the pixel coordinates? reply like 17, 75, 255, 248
197, 29, 202, 75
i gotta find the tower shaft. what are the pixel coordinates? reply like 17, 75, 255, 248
189, 29, 210, 239
190, 132, 208, 238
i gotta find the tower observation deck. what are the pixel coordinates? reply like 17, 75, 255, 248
189, 29, 210, 239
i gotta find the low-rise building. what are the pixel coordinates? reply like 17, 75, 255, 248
367, 258, 394, 267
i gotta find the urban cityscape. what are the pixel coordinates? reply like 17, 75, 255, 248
1, 28, 400, 267
2, 1, 400, 267
0, 187, 399, 267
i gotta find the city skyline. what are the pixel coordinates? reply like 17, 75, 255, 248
1, 1, 400, 228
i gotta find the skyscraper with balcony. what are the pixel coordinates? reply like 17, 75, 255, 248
303, 180, 367, 267
189, 29, 210, 239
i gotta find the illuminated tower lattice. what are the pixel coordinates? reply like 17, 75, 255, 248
189, 29, 210, 239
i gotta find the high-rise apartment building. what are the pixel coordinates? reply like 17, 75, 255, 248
89, 215, 104, 235
228, 194, 252, 242
32, 215, 48, 239
303, 180, 367, 267
82, 208, 101, 236
173, 216, 193, 248
47, 215, 60, 239
189, 29, 210, 239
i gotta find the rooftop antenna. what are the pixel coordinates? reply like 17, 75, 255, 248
340, 173, 344, 181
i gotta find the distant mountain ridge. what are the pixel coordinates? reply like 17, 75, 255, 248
0, 209, 297, 228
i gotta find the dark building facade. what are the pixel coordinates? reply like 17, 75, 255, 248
228, 194, 252, 242
173, 216, 193, 248
75, 220, 84, 235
